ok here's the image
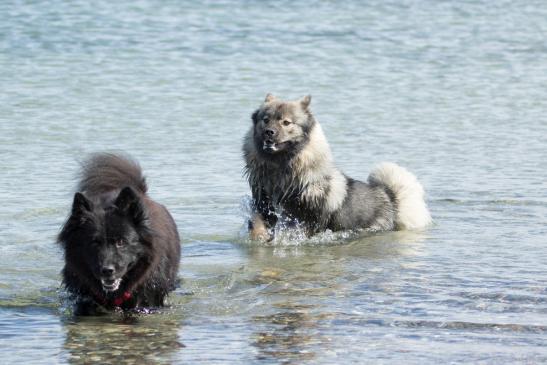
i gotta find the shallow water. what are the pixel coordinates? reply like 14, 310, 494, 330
1, 0, 547, 363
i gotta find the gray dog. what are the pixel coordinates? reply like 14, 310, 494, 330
243, 94, 431, 240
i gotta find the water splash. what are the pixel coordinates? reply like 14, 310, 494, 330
238, 195, 366, 246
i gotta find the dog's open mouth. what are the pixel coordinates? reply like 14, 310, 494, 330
101, 278, 122, 292
263, 140, 277, 152
263, 140, 287, 152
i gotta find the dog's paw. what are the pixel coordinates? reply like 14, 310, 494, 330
249, 214, 272, 241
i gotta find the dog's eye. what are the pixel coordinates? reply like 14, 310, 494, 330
282, 119, 292, 126
262, 117, 269, 123
115, 240, 126, 248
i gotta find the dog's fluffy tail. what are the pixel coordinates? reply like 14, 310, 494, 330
78, 153, 147, 196
368, 162, 431, 230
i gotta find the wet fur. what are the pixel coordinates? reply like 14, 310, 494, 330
243, 94, 431, 239
58, 153, 181, 314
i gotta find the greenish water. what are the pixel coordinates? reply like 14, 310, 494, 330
1, 0, 546, 363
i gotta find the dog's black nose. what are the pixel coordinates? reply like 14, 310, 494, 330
101, 266, 115, 277
265, 128, 276, 137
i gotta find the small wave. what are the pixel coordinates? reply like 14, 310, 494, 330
0, 287, 60, 311
436, 198, 547, 207
347, 317, 547, 333
391, 319, 547, 333
453, 291, 547, 305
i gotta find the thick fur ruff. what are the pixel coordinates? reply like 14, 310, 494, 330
243, 94, 431, 239
58, 153, 181, 314
244, 123, 347, 229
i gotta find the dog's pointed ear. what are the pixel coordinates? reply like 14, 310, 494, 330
264, 93, 276, 103
115, 187, 147, 225
300, 95, 311, 110
72, 192, 92, 216
252, 110, 259, 124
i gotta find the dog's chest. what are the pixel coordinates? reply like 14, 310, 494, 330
261, 169, 299, 204
260, 166, 328, 209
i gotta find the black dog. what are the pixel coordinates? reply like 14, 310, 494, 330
58, 153, 181, 314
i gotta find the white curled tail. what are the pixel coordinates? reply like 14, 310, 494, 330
368, 162, 432, 230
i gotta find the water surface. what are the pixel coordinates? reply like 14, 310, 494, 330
1, 0, 547, 363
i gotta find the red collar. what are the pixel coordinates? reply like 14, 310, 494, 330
112, 291, 132, 307
94, 291, 132, 308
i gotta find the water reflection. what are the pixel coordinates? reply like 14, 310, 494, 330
63, 312, 184, 364
241, 230, 427, 363
252, 303, 325, 364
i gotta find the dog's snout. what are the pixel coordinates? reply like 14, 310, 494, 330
264, 128, 276, 137
101, 266, 115, 277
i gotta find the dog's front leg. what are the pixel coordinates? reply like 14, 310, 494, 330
249, 190, 278, 241
248, 213, 272, 241
74, 297, 107, 316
